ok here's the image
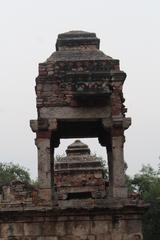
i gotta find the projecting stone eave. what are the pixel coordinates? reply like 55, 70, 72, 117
44, 30, 114, 63
46, 49, 113, 63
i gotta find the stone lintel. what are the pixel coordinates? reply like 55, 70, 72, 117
39, 106, 110, 119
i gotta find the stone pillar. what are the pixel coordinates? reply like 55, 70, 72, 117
107, 134, 127, 198
35, 137, 52, 202
30, 119, 58, 203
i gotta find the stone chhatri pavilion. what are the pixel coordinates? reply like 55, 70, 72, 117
54, 140, 107, 203
0, 31, 147, 239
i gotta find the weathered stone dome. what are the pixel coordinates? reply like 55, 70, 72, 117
47, 30, 112, 62
66, 140, 90, 156
54, 140, 106, 200
55, 140, 101, 163
56, 30, 100, 49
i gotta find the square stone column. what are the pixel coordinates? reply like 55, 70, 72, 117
35, 137, 52, 202
107, 135, 127, 198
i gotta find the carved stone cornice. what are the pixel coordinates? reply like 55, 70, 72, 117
112, 116, 131, 130
102, 117, 131, 130
30, 119, 58, 132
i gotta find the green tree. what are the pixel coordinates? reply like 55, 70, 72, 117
0, 162, 31, 191
128, 164, 160, 240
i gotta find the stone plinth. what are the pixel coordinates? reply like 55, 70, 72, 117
0, 203, 147, 240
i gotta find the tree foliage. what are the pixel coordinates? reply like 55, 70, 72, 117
0, 162, 31, 191
0, 159, 160, 239
127, 164, 160, 240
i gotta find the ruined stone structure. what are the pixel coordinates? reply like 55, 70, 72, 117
30, 30, 131, 202
54, 140, 107, 202
0, 31, 147, 239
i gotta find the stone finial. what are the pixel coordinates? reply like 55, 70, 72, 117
56, 30, 100, 50
66, 140, 90, 156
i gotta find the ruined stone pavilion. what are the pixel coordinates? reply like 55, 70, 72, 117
0, 31, 147, 239
54, 140, 107, 202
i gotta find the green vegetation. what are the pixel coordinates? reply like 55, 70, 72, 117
0, 162, 31, 191
127, 164, 160, 240
0, 160, 160, 239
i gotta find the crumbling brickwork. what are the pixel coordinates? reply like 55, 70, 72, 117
0, 31, 147, 239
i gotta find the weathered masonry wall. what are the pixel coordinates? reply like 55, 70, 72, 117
0, 210, 143, 240
0, 31, 147, 240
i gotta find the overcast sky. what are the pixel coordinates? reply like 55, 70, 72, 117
0, 0, 160, 179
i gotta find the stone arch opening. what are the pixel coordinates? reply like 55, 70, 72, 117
30, 30, 131, 201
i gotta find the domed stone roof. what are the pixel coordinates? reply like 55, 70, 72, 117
47, 30, 112, 62
55, 140, 103, 166
66, 140, 90, 156
56, 30, 100, 49
54, 140, 107, 200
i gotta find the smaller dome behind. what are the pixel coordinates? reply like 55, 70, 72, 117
54, 140, 108, 201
